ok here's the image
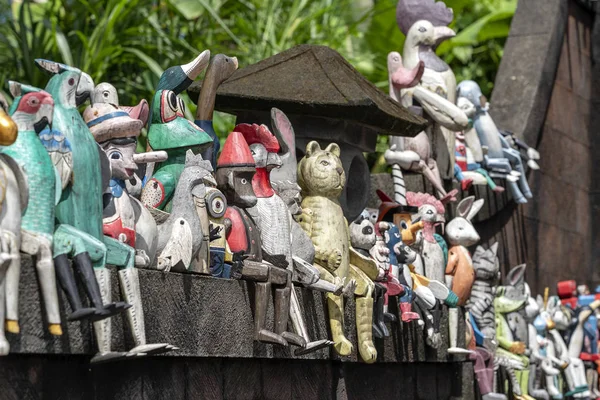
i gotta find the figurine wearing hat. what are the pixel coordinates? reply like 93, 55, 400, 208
216, 131, 305, 348
83, 94, 174, 361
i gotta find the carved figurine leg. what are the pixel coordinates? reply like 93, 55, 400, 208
105, 236, 174, 356
54, 224, 129, 321
350, 265, 377, 364
373, 283, 389, 337
4, 231, 20, 334
289, 288, 333, 356
448, 307, 472, 355
32, 235, 62, 335
273, 269, 305, 347
506, 179, 527, 204
254, 280, 287, 346
419, 159, 448, 199
527, 364, 549, 400
502, 148, 532, 199
327, 292, 353, 356
0, 237, 12, 355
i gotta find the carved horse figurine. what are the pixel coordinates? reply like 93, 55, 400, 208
0, 92, 28, 354
297, 141, 378, 363
236, 121, 332, 354
385, 51, 461, 205
445, 196, 484, 355
456, 80, 533, 204
3, 85, 62, 343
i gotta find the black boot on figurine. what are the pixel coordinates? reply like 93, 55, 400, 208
72, 252, 130, 321
54, 254, 97, 321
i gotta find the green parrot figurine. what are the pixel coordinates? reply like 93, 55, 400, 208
36, 59, 158, 363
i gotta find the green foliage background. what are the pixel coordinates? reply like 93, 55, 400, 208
0, 0, 516, 164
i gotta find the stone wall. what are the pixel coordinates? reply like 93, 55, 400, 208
488, 0, 598, 293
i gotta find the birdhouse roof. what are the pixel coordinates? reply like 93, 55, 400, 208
188, 45, 426, 137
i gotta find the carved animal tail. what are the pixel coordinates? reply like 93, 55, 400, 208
391, 164, 407, 206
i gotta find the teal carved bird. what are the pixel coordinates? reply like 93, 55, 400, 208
141, 89, 212, 212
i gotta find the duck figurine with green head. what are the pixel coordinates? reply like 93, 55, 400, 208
141, 89, 213, 212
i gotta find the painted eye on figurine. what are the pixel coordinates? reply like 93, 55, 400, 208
418, 26, 426, 33
103, 91, 110, 98
27, 97, 40, 107
320, 160, 329, 167
68, 78, 75, 86
400, 221, 408, 230
206, 190, 227, 218
168, 92, 178, 112
178, 97, 186, 116
240, 178, 248, 185
109, 151, 122, 160
160, 90, 178, 123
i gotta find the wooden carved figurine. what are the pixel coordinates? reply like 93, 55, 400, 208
142, 89, 213, 212
456, 80, 533, 204
236, 121, 332, 354
385, 51, 460, 204
533, 293, 564, 400
36, 59, 177, 363
468, 243, 501, 345
35, 60, 134, 332
396, 0, 470, 178
503, 266, 551, 399
350, 211, 392, 338
406, 191, 447, 283
454, 97, 505, 192
545, 295, 591, 399
494, 285, 531, 399
195, 54, 238, 168
445, 196, 483, 354
3, 85, 62, 341
0, 91, 33, 353
83, 92, 175, 359
297, 141, 378, 363
217, 131, 302, 348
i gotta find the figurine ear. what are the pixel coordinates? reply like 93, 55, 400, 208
490, 242, 499, 256
271, 108, 294, 156
8, 81, 22, 98
185, 149, 195, 163
466, 199, 484, 221
472, 245, 485, 259
325, 143, 341, 157
507, 264, 526, 286
456, 196, 475, 219
305, 141, 321, 157
35, 59, 66, 75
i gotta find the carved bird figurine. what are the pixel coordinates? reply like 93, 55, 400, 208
396, 0, 457, 103
157, 50, 210, 95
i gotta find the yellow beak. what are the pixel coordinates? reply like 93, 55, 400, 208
0, 109, 17, 146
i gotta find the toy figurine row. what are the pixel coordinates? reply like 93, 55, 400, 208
387, 0, 540, 208
464, 260, 600, 400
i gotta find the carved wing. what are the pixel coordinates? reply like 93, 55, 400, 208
39, 128, 73, 190
0, 154, 28, 211
158, 217, 193, 271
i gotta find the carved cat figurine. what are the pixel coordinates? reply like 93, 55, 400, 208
297, 141, 377, 363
